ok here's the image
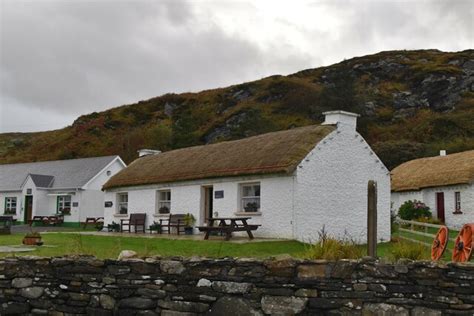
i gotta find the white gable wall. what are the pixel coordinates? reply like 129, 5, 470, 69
392, 184, 473, 229
294, 129, 391, 243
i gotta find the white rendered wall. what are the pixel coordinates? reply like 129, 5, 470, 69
79, 190, 106, 221
85, 159, 125, 190
392, 185, 474, 230
294, 128, 391, 244
104, 174, 294, 238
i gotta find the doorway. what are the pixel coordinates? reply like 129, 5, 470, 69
203, 186, 214, 224
436, 192, 445, 223
24, 195, 33, 223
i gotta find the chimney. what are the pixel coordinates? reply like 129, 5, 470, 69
138, 149, 161, 157
440, 150, 447, 156
322, 110, 359, 130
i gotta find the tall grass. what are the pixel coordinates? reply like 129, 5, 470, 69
304, 226, 364, 260
390, 239, 429, 261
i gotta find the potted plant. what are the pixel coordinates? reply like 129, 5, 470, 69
244, 202, 259, 212
149, 221, 162, 234
184, 213, 196, 235
23, 231, 42, 246
107, 221, 120, 232
158, 206, 170, 214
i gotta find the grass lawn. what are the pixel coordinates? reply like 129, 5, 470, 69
0, 233, 309, 259
0, 229, 441, 260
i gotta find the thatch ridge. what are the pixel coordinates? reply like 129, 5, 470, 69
103, 125, 335, 189
391, 150, 474, 192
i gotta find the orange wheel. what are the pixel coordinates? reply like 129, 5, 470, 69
431, 226, 449, 261
452, 224, 474, 262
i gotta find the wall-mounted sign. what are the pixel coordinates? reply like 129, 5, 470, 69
105, 201, 113, 208
72, 202, 79, 207
214, 190, 224, 199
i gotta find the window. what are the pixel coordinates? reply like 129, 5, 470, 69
106, 170, 112, 176
157, 190, 171, 214
57, 196, 72, 214
117, 193, 128, 214
241, 183, 261, 212
454, 192, 461, 213
4, 197, 17, 215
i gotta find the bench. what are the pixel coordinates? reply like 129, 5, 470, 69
29, 215, 64, 226
160, 214, 186, 235
121, 213, 146, 233
0, 216, 14, 235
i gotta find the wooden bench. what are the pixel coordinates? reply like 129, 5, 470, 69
0, 216, 14, 235
160, 214, 186, 235
83, 217, 104, 229
121, 213, 146, 233
197, 217, 261, 241
29, 215, 64, 226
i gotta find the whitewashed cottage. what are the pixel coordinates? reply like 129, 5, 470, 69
0, 156, 126, 226
391, 150, 474, 229
103, 111, 391, 243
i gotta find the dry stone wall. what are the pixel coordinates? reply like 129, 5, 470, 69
0, 256, 473, 315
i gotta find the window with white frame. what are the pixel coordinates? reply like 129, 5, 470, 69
57, 195, 72, 214
4, 197, 17, 215
157, 190, 171, 214
117, 193, 128, 214
454, 192, 461, 212
241, 183, 261, 213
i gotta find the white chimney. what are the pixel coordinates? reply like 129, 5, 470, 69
322, 110, 359, 130
138, 149, 161, 157
440, 150, 447, 156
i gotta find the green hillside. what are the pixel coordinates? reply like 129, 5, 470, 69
1, 49, 473, 170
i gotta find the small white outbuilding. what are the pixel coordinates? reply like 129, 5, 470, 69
103, 111, 391, 243
391, 150, 474, 229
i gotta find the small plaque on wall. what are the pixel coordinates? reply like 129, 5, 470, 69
105, 201, 113, 208
214, 190, 224, 199
72, 202, 79, 207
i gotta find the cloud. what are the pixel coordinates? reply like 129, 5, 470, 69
0, 0, 472, 132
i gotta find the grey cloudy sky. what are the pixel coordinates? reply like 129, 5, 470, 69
0, 0, 472, 132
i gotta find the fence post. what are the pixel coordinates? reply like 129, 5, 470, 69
367, 180, 377, 257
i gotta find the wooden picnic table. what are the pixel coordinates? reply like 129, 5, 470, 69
197, 217, 260, 241
29, 215, 64, 226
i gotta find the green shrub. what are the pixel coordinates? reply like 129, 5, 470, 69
390, 240, 428, 260
398, 200, 431, 220
305, 238, 364, 260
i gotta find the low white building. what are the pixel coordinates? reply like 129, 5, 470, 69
103, 111, 391, 243
0, 156, 126, 226
391, 150, 474, 229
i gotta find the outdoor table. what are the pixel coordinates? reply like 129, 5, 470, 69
197, 217, 260, 241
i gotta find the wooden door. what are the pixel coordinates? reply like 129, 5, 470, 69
436, 192, 445, 223
204, 187, 213, 223
24, 196, 33, 223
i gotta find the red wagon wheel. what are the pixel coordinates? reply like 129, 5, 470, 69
452, 223, 474, 263
431, 226, 449, 261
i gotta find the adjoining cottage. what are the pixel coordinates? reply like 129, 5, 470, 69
0, 156, 126, 226
103, 111, 391, 243
391, 150, 474, 229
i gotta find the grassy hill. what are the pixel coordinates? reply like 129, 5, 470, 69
1, 49, 473, 170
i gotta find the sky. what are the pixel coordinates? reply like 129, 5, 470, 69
0, 0, 472, 133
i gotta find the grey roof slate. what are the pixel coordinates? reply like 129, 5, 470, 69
0, 156, 119, 191
29, 174, 55, 188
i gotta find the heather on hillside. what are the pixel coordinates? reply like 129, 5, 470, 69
1, 49, 473, 169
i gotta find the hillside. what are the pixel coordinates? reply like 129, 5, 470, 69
1, 49, 473, 170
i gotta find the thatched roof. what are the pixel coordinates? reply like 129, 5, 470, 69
391, 150, 474, 192
103, 125, 335, 189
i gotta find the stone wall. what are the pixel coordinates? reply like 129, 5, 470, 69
0, 256, 473, 315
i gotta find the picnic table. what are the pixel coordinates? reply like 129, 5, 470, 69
197, 217, 260, 241
29, 215, 64, 226
83, 217, 104, 229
